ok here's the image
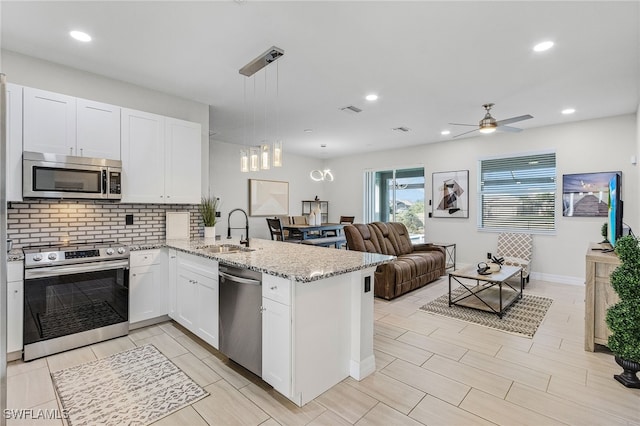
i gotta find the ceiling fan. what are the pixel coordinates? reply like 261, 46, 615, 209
449, 103, 533, 138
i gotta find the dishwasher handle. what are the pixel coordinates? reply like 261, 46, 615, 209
219, 270, 261, 286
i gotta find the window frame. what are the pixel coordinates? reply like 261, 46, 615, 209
477, 150, 557, 235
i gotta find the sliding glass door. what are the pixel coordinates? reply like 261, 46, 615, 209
365, 167, 425, 242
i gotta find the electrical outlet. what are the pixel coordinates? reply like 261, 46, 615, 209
215, 211, 221, 217
487, 252, 492, 259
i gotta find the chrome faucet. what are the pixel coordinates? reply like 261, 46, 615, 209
227, 208, 249, 247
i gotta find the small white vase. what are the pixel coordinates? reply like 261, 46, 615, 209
204, 226, 216, 239
312, 204, 322, 225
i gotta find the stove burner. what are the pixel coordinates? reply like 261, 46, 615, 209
23, 240, 129, 268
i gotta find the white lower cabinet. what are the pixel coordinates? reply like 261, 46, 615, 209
129, 249, 168, 324
171, 252, 219, 349
262, 274, 292, 397
7, 262, 24, 354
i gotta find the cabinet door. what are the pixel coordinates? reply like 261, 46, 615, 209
262, 297, 291, 396
168, 249, 177, 318
121, 108, 165, 203
164, 117, 201, 204
7, 280, 24, 353
6, 83, 23, 202
175, 269, 198, 329
129, 265, 160, 323
77, 98, 121, 160
196, 273, 219, 348
23, 87, 76, 155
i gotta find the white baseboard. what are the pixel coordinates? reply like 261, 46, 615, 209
456, 263, 585, 286
530, 272, 584, 286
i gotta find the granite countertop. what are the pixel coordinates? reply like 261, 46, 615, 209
8, 238, 393, 282
159, 237, 394, 283
7, 249, 24, 262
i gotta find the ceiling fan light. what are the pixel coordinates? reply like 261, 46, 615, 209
479, 125, 497, 134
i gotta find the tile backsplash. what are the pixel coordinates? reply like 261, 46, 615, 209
7, 200, 203, 247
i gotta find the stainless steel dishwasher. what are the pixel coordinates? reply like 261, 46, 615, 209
218, 265, 262, 377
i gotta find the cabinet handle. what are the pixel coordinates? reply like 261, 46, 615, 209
260, 306, 266, 312
14, 290, 18, 294
80, 148, 83, 156
167, 195, 171, 198
69, 147, 73, 155
133, 274, 137, 277
270, 286, 277, 290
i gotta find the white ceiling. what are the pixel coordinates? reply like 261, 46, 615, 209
2, 1, 639, 159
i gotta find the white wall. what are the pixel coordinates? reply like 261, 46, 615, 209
323, 114, 638, 283
209, 139, 325, 240
0, 50, 210, 191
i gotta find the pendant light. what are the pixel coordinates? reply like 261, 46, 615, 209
273, 60, 283, 167
238, 46, 285, 172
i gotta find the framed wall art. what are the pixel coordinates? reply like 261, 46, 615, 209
249, 179, 289, 216
562, 171, 620, 217
432, 170, 469, 218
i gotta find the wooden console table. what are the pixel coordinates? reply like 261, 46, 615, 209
585, 242, 620, 351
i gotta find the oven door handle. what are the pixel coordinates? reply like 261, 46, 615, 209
25, 260, 130, 279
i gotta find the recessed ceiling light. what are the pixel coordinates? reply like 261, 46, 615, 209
561, 108, 576, 115
533, 41, 554, 52
304, 129, 313, 133
70, 30, 92, 42
441, 130, 451, 136
320, 144, 327, 148
365, 94, 378, 101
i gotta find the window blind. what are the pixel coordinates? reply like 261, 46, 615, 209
479, 152, 556, 232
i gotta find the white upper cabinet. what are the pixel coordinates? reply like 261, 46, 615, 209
121, 108, 165, 203
23, 87, 121, 160
23, 87, 76, 156
6, 83, 23, 202
164, 117, 201, 204
122, 109, 201, 204
76, 98, 121, 159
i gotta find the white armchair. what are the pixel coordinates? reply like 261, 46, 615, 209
496, 233, 533, 283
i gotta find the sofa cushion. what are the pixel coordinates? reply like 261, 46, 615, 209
344, 223, 382, 253
370, 222, 414, 256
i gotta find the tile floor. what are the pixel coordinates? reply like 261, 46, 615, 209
7, 277, 640, 425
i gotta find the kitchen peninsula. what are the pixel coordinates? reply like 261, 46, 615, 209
137, 237, 394, 406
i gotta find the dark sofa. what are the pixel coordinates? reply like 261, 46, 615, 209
344, 222, 446, 300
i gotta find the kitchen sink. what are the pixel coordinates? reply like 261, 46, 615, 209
197, 244, 254, 254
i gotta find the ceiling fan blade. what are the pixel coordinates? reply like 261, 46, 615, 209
498, 125, 523, 133
495, 114, 533, 126
448, 122, 477, 127
452, 128, 479, 138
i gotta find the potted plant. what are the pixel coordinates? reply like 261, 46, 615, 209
601, 222, 609, 243
199, 196, 219, 239
605, 234, 640, 388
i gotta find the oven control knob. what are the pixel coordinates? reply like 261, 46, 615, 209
106, 248, 115, 255
48, 253, 58, 261
32, 254, 43, 262
117, 247, 126, 255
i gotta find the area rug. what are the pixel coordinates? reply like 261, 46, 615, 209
419, 287, 553, 338
51, 344, 208, 426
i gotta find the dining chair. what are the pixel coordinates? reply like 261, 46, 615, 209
266, 217, 287, 241
324, 215, 355, 237
290, 216, 308, 225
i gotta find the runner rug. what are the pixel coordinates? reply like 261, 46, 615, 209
419, 287, 553, 338
51, 344, 208, 426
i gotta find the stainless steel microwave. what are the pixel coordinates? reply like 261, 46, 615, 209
23, 151, 122, 200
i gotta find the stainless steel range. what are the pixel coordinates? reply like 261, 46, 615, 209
23, 241, 130, 361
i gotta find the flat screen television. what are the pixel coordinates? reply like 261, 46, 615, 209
607, 173, 623, 246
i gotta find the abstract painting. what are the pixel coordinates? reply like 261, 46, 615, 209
249, 179, 289, 216
562, 171, 620, 217
432, 170, 469, 218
